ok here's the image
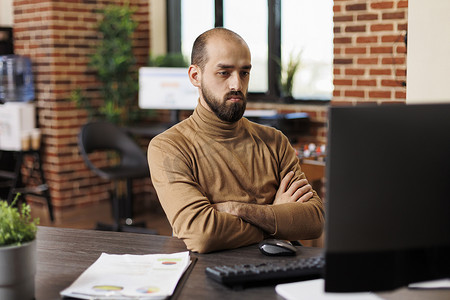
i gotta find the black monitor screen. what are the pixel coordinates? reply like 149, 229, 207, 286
324, 103, 450, 292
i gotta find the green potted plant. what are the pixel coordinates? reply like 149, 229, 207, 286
73, 4, 141, 126
279, 51, 302, 102
0, 195, 39, 300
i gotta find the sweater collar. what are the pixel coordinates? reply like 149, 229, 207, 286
192, 101, 243, 137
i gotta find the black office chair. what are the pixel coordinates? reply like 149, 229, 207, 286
78, 121, 156, 234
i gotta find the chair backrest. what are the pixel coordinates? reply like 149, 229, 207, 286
78, 121, 149, 179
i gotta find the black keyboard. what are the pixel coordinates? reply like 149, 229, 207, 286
205, 255, 325, 288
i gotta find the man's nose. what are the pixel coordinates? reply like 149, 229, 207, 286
229, 73, 242, 91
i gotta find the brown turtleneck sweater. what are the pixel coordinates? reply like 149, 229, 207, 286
148, 103, 324, 253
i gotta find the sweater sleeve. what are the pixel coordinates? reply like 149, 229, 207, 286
269, 134, 325, 241
148, 136, 265, 253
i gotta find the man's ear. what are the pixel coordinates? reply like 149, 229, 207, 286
188, 65, 201, 88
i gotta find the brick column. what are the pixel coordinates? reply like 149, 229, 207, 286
333, 0, 408, 105
13, 0, 151, 219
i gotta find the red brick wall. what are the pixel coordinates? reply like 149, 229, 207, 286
13, 0, 151, 219
332, 0, 408, 105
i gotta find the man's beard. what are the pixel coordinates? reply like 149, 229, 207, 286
201, 86, 247, 123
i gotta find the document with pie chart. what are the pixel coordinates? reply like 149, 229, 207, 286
60, 251, 191, 299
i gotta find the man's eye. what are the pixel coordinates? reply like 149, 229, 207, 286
218, 71, 229, 76
241, 71, 250, 77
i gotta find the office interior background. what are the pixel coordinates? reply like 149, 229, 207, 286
0, 0, 449, 231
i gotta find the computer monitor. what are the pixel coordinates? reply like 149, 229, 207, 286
324, 103, 450, 292
138, 67, 198, 110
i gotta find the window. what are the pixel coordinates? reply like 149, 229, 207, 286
281, 0, 333, 100
223, 0, 268, 93
173, 0, 332, 102
180, 0, 214, 60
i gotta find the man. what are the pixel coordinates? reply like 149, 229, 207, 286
148, 28, 324, 253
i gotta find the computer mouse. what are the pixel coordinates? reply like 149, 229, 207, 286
258, 239, 297, 256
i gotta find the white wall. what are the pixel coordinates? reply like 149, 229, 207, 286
407, 0, 450, 103
0, 0, 14, 26
149, 0, 167, 56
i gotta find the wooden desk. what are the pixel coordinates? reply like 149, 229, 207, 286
36, 227, 449, 300
301, 159, 325, 184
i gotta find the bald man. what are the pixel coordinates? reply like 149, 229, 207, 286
148, 28, 324, 253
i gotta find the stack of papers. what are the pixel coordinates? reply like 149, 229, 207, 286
276, 279, 382, 300
61, 251, 191, 300
409, 279, 450, 289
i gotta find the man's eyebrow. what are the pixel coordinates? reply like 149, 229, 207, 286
216, 63, 252, 70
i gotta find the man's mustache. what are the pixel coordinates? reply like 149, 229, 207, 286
225, 91, 245, 99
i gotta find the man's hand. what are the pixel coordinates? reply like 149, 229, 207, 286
273, 171, 313, 205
